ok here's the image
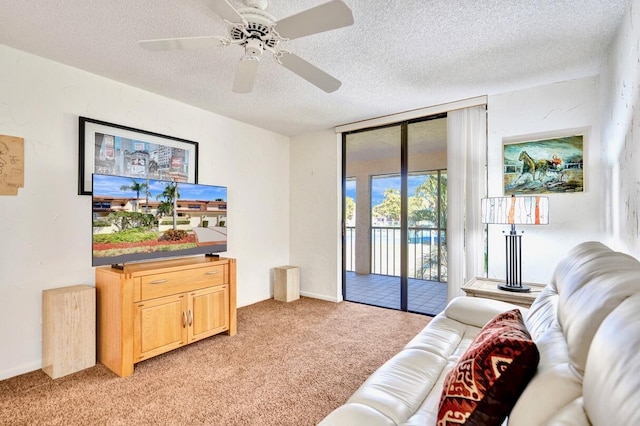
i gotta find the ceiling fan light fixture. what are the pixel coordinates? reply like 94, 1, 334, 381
245, 38, 264, 56
240, 54, 260, 64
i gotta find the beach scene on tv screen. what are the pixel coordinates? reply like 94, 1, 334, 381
92, 174, 227, 265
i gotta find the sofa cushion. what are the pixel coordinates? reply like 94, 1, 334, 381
437, 309, 539, 426
508, 313, 584, 425
320, 310, 487, 426
444, 295, 528, 329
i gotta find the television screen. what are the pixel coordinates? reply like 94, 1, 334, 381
92, 174, 227, 267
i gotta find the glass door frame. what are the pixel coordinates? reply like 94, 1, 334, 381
341, 113, 446, 312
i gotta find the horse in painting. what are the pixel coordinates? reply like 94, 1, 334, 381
518, 150, 549, 181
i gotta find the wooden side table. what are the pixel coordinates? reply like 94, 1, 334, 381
462, 277, 545, 308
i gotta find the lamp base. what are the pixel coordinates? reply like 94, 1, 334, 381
498, 283, 531, 293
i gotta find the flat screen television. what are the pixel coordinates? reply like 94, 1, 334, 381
92, 173, 227, 267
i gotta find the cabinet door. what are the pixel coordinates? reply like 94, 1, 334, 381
134, 294, 188, 362
188, 285, 229, 343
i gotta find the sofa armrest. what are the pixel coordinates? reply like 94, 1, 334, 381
444, 296, 527, 328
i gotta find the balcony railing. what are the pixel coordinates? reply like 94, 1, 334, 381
345, 226, 356, 271
345, 226, 447, 282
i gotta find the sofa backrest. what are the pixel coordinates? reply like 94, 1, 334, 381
582, 292, 640, 425
509, 241, 640, 425
551, 241, 640, 374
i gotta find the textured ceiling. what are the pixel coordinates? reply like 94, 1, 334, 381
0, 0, 630, 136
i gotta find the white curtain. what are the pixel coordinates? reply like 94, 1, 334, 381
446, 105, 487, 300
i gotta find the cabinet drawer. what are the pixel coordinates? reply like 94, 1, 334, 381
140, 265, 226, 300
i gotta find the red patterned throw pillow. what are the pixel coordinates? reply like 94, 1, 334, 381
437, 309, 539, 426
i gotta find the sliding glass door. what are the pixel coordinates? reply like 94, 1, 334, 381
343, 115, 448, 315
406, 119, 448, 313
344, 125, 401, 309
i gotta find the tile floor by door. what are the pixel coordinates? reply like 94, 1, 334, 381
344, 271, 448, 316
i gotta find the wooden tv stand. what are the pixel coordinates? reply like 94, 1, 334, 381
95, 256, 236, 377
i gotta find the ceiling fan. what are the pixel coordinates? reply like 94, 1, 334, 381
139, 0, 354, 94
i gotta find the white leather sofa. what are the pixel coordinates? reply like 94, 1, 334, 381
320, 241, 640, 425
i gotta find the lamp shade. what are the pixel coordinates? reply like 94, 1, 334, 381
481, 196, 549, 225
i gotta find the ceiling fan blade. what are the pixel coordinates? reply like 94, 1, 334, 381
275, 0, 354, 40
233, 56, 260, 94
279, 52, 341, 93
139, 36, 225, 51
202, 0, 246, 23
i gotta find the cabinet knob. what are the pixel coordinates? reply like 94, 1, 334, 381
204, 271, 220, 275
149, 279, 169, 284
182, 311, 187, 328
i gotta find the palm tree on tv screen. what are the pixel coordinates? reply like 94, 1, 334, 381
119, 179, 148, 212
156, 182, 180, 230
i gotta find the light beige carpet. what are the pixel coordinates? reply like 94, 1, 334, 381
0, 297, 431, 425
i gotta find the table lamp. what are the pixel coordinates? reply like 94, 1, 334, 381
481, 195, 549, 292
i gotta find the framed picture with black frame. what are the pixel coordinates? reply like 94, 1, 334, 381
78, 117, 198, 195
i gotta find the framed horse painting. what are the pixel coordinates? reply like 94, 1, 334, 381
503, 133, 584, 195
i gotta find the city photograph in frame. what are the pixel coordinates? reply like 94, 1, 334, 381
78, 116, 198, 195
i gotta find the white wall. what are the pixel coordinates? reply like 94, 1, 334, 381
486, 76, 605, 284
289, 130, 342, 302
0, 46, 290, 380
600, 0, 640, 257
